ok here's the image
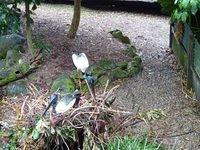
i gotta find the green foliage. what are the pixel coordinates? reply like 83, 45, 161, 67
51, 74, 76, 93
1, 127, 32, 149
107, 136, 163, 150
0, 3, 20, 35
33, 36, 52, 58
157, 0, 175, 15
158, 0, 200, 22
173, 0, 200, 22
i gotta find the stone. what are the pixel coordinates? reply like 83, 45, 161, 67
0, 69, 12, 80
5, 80, 28, 96
0, 59, 5, 69
51, 74, 76, 94
0, 34, 25, 59
5, 50, 21, 67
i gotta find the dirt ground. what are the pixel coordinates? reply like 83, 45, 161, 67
1, 3, 200, 149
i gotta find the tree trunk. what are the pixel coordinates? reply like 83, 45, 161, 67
68, 0, 81, 39
25, 2, 34, 56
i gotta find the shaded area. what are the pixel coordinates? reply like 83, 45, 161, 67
44, 0, 164, 15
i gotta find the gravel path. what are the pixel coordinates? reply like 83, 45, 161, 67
32, 4, 200, 149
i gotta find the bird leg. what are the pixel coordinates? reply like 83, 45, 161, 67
85, 79, 96, 102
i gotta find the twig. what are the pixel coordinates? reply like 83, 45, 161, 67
85, 79, 96, 101
103, 80, 110, 96
19, 96, 28, 119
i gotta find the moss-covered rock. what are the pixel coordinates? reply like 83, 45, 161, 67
0, 59, 6, 69
0, 68, 12, 80
5, 80, 28, 95
0, 34, 25, 59
51, 74, 76, 94
5, 49, 21, 67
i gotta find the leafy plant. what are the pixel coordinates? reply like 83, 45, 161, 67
157, 0, 175, 15
158, 0, 200, 22
107, 136, 163, 150
0, 3, 20, 35
172, 0, 200, 22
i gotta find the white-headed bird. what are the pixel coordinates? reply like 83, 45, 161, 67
72, 53, 89, 73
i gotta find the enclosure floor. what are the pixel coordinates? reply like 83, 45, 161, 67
27, 3, 200, 149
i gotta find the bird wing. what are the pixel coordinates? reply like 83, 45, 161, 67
55, 98, 76, 114
72, 53, 89, 73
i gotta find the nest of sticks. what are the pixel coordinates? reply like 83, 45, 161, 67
1, 80, 143, 150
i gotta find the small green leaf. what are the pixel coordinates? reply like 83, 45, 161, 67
190, 0, 198, 15
181, 11, 188, 22
180, 0, 190, 9
32, 128, 40, 140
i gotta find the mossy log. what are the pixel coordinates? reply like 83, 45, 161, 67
0, 50, 42, 87
0, 66, 37, 87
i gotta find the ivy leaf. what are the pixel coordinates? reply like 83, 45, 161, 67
190, 0, 198, 15
181, 11, 189, 22
175, 0, 179, 4
32, 128, 40, 140
179, 0, 190, 9
173, 9, 182, 20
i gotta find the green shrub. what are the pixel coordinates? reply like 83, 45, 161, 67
0, 3, 20, 35
157, 0, 175, 15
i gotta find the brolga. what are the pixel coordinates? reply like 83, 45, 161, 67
42, 89, 81, 116
72, 52, 96, 100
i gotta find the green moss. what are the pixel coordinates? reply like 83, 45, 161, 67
51, 74, 76, 93
5, 49, 21, 67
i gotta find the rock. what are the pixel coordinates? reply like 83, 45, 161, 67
5, 50, 21, 67
0, 59, 5, 69
5, 80, 28, 96
0, 69, 12, 80
51, 74, 76, 94
0, 34, 25, 59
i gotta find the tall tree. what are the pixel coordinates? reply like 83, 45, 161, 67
68, 0, 81, 39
